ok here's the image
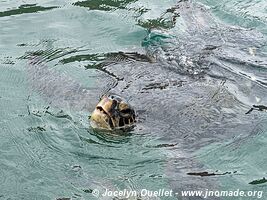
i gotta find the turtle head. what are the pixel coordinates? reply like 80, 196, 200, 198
90, 94, 136, 130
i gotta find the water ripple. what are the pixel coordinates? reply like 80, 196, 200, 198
1, 0, 267, 198
73, 0, 138, 11
0, 4, 57, 18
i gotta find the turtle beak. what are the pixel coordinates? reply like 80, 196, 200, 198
90, 96, 115, 129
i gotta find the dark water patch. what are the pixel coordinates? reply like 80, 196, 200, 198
73, 0, 137, 11
56, 198, 71, 200
60, 52, 123, 82
137, 7, 179, 30
17, 43, 27, 47
45, 49, 80, 63
146, 143, 178, 148
60, 51, 152, 84
22, 48, 151, 83
0, 4, 57, 18
249, 177, 267, 185
18, 39, 94, 66
129, 1, 181, 30
60, 53, 105, 64
20, 48, 81, 64
27, 126, 46, 132
82, 188, 92, 193
60, 51, 152, 65
138, 17, 177, 30
187, 171, 234, 177
246, 105, 267, 114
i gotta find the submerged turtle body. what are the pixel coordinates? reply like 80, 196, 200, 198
90, 94, 136, 130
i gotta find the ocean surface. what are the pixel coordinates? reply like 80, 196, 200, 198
0, 0, 267, 199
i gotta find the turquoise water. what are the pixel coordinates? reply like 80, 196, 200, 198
0, 0, 267, 200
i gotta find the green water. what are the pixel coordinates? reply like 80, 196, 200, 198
0, 0, 267, 200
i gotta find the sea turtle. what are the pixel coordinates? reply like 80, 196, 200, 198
24, 1, 267, 199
